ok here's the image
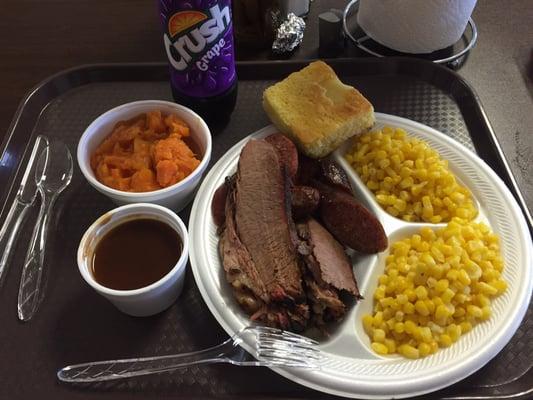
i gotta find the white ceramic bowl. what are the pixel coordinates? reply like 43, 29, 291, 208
77, 100, 212, 211
77, 203, 189, 317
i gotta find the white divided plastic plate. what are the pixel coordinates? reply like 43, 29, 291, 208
189, 113, 533, 399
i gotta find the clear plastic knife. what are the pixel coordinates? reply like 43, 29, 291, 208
0, 135, 49, 288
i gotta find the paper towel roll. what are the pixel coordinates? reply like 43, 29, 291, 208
357, 0, 477, 54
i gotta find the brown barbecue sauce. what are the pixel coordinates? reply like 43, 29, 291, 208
92, 219, 182, 290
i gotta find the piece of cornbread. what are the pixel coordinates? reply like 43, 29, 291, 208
263, 61, 375, 158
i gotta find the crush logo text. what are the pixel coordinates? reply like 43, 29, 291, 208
164, 5, 231, 72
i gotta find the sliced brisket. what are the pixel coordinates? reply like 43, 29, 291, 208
216, 136, 379, 333
296, 218, 361, 326
235, 139, 305, 302
304, 218, 359, 296
219, 179, 268, 313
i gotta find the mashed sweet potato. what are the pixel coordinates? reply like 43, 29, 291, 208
90, 111, 201, 192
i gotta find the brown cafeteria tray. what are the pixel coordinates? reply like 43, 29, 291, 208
0, 59, 531, 400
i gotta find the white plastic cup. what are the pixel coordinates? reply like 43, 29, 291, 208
77, 100, 212, 211
77, 203, 189, 317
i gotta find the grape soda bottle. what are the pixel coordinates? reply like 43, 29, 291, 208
158, 0, 237, 123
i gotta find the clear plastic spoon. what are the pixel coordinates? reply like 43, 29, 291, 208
0, 135, 48, 289
17, 141, 73, 321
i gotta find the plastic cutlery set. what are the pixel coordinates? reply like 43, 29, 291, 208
0, 135, 73, 321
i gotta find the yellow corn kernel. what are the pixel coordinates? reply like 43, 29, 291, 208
415, 300, 430, 316
428, 263, 444, 279
374, 286, 386, 300
418, 342, 431, 357
412, 327, 423, 341
446, 324, 462, 342
398, 344, 420, 359
382, 308, 394, 321
397, 294, 408, 305
422, 196, 432, 209
404, 320, 416, 334
466, 305, 483, 318
435, 279, 449, 292
394, 322, 405, 333
371, 342, 389, 355
430, 215, 443, 223
384, 338, 396, 353
403, 302, 415, 314
458, 269, 471, 286
481, 306, 491, 320
430, 246, 445, 262
492, 279, 508, 294
439, 334, 453, 347
456, 208, 470, 219
429, 341, 439, 354
446, 269, 459, 281
435, 304, 450, 320
373, 311, 383, 326
481, 268, 499, 282
442, 288, 455, 304
465, 260, 483, 280
362, 314, 374, 332
460, 321, 473, 333
394, 198, 407, 212
420, 327, 433, 343
474, 294, 490, 308
378, 274, 389, 285
476, 281, 498, 296
426, 277, 437, 289
453, 306, 466, 318
380, 297, 393, 308
433, 297, 444, 307
411, 234, 422, 247
373, 329, 386, 343
404, 286, 416, 300
425, 299, 436, 314
394, 310, 405, 321
415, 285, 428, 300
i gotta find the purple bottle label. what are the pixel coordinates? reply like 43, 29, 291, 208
159, 0, 236, 98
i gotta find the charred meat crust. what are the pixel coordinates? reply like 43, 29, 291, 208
305, 277, 346, 325
251, 303, 309, 332
291, 185, 320, 220
319, 159, 352, 193
296, 154, 320, 185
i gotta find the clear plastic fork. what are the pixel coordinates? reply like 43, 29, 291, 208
57, 326, 322, 383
